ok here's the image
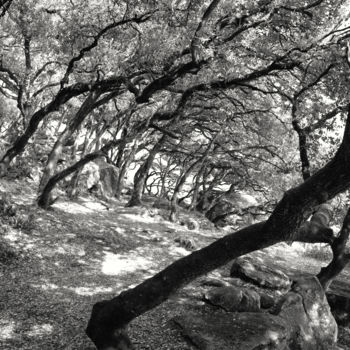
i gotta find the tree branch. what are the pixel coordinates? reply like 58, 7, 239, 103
60, 11, 156, 88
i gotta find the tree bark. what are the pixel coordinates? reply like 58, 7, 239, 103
67, 126, 90, 199
170, 136, 216, 219
318, 207, 350, 290
189, 162, 207, 211
169, 158, 202, 221
127, 136, 166, 207
86, 108, 350, 350
115, 142, 138, 200
292, 111, 311, 180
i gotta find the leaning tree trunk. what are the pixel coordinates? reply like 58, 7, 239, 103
0, 83, 94, 176
127, 136, 166, 207
67, 126, 92, 198
170, 137, 215, 220
189, 164, 206, 211
169, 158, 202, 222
37, 140, 121, 209
86, 109, 350, 350
38, 90, 102, 193
115, 142, 138, 200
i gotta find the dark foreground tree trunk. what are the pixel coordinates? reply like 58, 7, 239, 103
86, 109, 350, 350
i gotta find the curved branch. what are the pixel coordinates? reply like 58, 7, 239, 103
190, 0, 221, 64
60, 11, 156, 88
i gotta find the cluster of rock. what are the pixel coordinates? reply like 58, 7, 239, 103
174, 256, 341, 350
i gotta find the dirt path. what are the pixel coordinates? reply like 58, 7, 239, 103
0, 180, 222, 349
1, 180, 350, 349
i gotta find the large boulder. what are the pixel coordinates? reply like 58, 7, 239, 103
81, 159, 119, 198
203, 285, 260, 312
98, 162, 119, 197
273, 277, 338, 350
230, 256, 291, 290
174, 312, 290, 350
205, 191, 258, 226
82, 162, 100, 189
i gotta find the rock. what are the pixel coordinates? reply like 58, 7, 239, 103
204, 191, 258, 225
82, 160, 119, 198
82, 162, 100, 189
259, 292, 276, 309
204, 286, 261, 312
98, 162, 119, 197
186, 218, 200, 230
174, 237, 196, 251
327, 289, 350, 326
175, 277, 337, 350
204, 286, 260, 312
152, 198, 171, 210
205, 199, 234, 223
199, 277, 231, 288
174, 312, 290, 350
274, 277, 338, 350
230, 257, 291, 290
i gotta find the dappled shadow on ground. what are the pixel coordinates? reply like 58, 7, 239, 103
2, 180, 350, 349
0, 180, 223, 349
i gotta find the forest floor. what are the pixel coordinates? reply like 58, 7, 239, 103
0, 178, 350, 350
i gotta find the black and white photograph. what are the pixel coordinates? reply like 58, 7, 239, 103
1, 0, 350, 349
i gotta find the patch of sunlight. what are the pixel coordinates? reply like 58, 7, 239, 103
52, 201, 96, 214
26, 324, 53, 337
3, 227, 22, 242
55, 244, 86, 256
265, 330, 281, 341
102, 251, 154, 275
69, 286, 113, 296
31, 283, 59, 291
169, 246, 191, 257
120, 213, 156, 223
0, 320, 16, 340
31, 282, 113, 296
22, 243, 36, 250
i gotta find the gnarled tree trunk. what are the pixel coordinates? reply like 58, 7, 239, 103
115, 142, 138, 200
38, 90, 102, 193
